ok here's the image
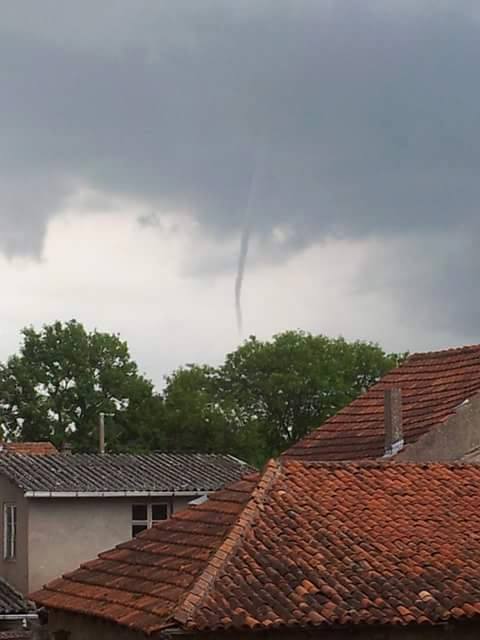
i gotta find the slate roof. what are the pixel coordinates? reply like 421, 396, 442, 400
31, 460, 480, 635
0, 578, 35, 616
0, 442, 58, 455
0, 452, 252, 496
285, 344, 480, 461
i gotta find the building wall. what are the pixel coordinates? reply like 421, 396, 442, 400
45, 613, 480, 640
173, 495, 197, 513
398, 392, 480, 463
47, 610, 146, 640
27, 494, 202, 594
0, 476, 29, 593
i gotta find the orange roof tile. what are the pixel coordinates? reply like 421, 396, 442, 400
284, 344, 480, 461
31, 460, 480, 634
0, 442, 58, 455
31, 472, 260, 635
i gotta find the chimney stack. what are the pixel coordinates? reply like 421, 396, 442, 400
61, 441, 73, 455
384, 387, 403, 456
99, 413, 105, 455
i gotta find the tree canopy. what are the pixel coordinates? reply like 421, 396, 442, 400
158, 332, 404, 464
0, 321, 155, 451
0, 323, 405, 464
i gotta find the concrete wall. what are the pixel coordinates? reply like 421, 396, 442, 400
0, 476, 29, 593
27, 494, 202, 594
398, 392, 480, 462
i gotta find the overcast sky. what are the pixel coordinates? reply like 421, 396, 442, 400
1, 1, 479, 387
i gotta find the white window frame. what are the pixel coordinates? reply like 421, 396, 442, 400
3, 503, 16, 561
131, 503, 168, 537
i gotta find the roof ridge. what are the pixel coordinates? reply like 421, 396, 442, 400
407, 343, 480, 359
173, 458, 282, 627
283, 459, 480, 469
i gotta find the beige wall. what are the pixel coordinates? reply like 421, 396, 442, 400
173, 495, 197, 513
0, 476, 29, 593
398, 392, 480, 463
27, 494, 202, 594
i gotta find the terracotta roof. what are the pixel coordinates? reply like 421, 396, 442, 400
285, 344, 480, 461
31, 460, 480, 634
0, 442, 58, 455
0, 452, 253, 496
31, 471, 260, 634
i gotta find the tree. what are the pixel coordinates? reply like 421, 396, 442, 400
0, 320, 156, 451
158, 365, 265, 465
163, 331, 405, 462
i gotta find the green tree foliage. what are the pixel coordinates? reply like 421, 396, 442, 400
160, 332, 405, 464
219, 332, 404, 456
156, 364, 265, 465
0, 323, 405, 465
0, 321, 156, 451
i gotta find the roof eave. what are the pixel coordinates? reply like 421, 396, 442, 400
24, 490, 211, 498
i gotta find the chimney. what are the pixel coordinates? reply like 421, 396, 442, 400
61, 441, 73, 455
384, 387, 403, 457
99, 413, 105, 455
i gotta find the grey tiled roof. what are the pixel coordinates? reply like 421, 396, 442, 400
0, 452, 253, 495
0, 578, 35, 615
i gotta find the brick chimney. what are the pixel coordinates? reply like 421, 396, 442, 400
384, 387, 403, 457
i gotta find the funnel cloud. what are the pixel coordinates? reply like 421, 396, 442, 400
1, 1, 480, 343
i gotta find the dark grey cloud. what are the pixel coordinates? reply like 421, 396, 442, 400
2, 1, 480, 334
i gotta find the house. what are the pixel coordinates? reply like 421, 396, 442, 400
285, 343, 480, 462
0, 451, 251, 595
32, 459, 480, 639
0, 576, 37, 639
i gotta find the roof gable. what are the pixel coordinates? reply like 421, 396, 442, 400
0, 452, 252, 495
284, 344, 480, 461
31, 460, 480, 634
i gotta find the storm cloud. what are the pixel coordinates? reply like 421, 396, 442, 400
2, 1, 480, 339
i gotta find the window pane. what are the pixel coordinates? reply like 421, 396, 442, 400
132, 504, 147, 521
152, 504, 168, 521
132, 524, 147, 537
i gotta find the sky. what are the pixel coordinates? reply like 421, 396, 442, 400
1, 1, 480, 387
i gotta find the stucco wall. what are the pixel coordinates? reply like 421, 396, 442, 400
398, 392, 480, 462
0, 475, 29, 593
174, 495, 199, 513
27, 494, 202, 593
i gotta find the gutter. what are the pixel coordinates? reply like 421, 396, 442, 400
0, 613, 38, 620
24, 490, 211, 498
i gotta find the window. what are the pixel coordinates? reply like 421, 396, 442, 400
131, 503, 168, 537
131, 504, 148, 536
3, 503, 16, 560
152, 503, 168, 522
